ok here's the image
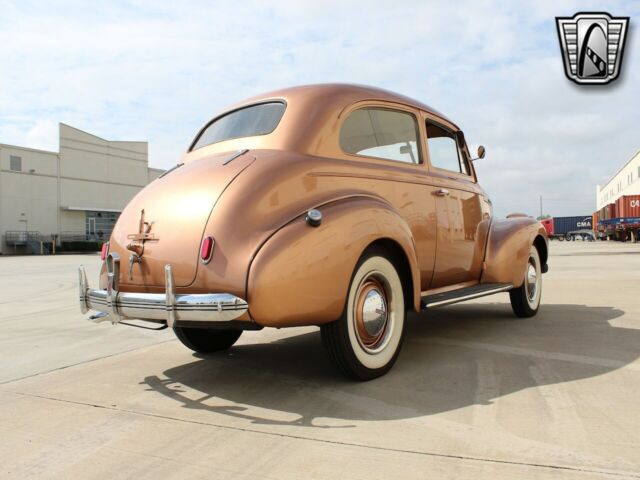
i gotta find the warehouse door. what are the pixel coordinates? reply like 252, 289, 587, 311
85, 211, 119, 241
87, 217, 96, 240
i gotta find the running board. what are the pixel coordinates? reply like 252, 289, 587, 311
421, 283, 513, 309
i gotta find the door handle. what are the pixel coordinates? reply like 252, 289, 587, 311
435, 189, 450, 197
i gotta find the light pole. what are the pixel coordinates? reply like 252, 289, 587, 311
539, 195, 543, 219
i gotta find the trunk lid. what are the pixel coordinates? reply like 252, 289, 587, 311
111, 151, 254, 288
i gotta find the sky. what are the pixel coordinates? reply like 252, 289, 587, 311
1, 0, 638, 217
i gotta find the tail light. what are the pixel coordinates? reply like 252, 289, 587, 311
100, 242, 109, 261
200, 236, 215, 264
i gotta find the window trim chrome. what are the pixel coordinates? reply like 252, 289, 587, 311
424, 118, 474, 180
339, 106, 424, 166
189, 100, 287, 152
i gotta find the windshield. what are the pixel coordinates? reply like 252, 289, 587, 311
191, 102, 286, 150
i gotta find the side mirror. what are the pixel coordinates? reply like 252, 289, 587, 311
473, 145, 486, 161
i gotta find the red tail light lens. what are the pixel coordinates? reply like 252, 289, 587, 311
200, 236, 214, 264
100, 242, 109, 261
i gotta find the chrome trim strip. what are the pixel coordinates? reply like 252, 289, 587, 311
222, 149, 249, 166
423, 284, 513, 309
79, 264, 249, 324
79, 266, 89, 314
165, 264, 176, 327
158, 162, 184, 179
106, 253, 121, 322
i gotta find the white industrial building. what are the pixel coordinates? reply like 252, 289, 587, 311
0, 123, 163, 254
596, 149, 640, 211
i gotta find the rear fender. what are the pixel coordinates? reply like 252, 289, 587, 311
481, 217, 548, 287
247, 196, 420, 327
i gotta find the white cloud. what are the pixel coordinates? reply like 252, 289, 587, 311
24, 119, 59, 151
0, 0, 638, 216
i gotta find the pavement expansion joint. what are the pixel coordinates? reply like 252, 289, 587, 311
0, 339, 176, 386
7, 389, 639, 479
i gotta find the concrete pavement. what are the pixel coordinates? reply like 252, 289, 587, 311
1, 242, 639, 479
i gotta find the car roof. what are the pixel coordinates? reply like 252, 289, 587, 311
186, 83, 462, 158
228, 83, 459, 129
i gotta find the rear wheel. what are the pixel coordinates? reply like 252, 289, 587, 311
509, 245, 542, 318
321, 249, 406, 381
173, 327, 242, 353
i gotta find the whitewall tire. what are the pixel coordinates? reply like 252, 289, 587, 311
321, 248, 406, 380
509, 245, 542, 318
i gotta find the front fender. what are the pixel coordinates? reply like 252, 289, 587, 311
247, 196, 420, 327
481, 217, 548, 287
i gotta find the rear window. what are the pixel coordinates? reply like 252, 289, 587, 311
340, 108, 420, 164
191, 102, 286, 150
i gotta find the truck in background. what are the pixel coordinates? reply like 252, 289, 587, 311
541, 216, 595, 241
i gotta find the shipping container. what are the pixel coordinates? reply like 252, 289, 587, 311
615, 195, 640, 218
552, 216, 593, 235
592, 211, 599, 230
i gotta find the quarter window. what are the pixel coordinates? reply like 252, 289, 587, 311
192, 102, 286, 150
426, 122, 468, 175
340, 108, 420, 164
10, 155, 22, 172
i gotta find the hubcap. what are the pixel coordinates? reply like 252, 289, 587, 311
363, 288, 387, 336
354, 277, 390, 352
526, 258, 538, 302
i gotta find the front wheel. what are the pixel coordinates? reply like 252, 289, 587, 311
509, 245, 542, 318
173, 327, 242, 353
321, 249, 406, 381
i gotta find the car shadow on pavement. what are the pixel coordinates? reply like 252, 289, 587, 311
142, 303, 635, 427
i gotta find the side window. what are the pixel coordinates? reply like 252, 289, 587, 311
340, 108, 420, 164
426, 122, 468, 175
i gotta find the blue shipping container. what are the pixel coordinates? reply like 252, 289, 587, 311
552, 216, 592, 235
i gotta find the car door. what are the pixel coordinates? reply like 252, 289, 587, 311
423, 115, 490, 289
336, 102, 438, 291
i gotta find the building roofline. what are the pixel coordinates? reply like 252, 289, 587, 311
1, 123, 149, 155
598, 148, 640, 192
0, 142, 58, 155
59, 122, 110, 142
111, 140, 148, 147
59, 123, 148, 146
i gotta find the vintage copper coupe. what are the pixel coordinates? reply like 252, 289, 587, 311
79, 84, 548, 380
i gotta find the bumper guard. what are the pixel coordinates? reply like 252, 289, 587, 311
79, 253, 249, 327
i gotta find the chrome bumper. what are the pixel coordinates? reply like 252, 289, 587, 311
79, 253, 249, 327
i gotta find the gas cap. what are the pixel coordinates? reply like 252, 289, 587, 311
306, 209, 322, 227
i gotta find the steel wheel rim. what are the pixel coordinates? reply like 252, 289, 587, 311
525, 256, 539, 302
353, 274, 392, 354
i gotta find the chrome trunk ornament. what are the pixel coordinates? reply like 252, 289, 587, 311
126, 209, 158, 279
126, 209, 157, 254
128, 253, 142, 280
